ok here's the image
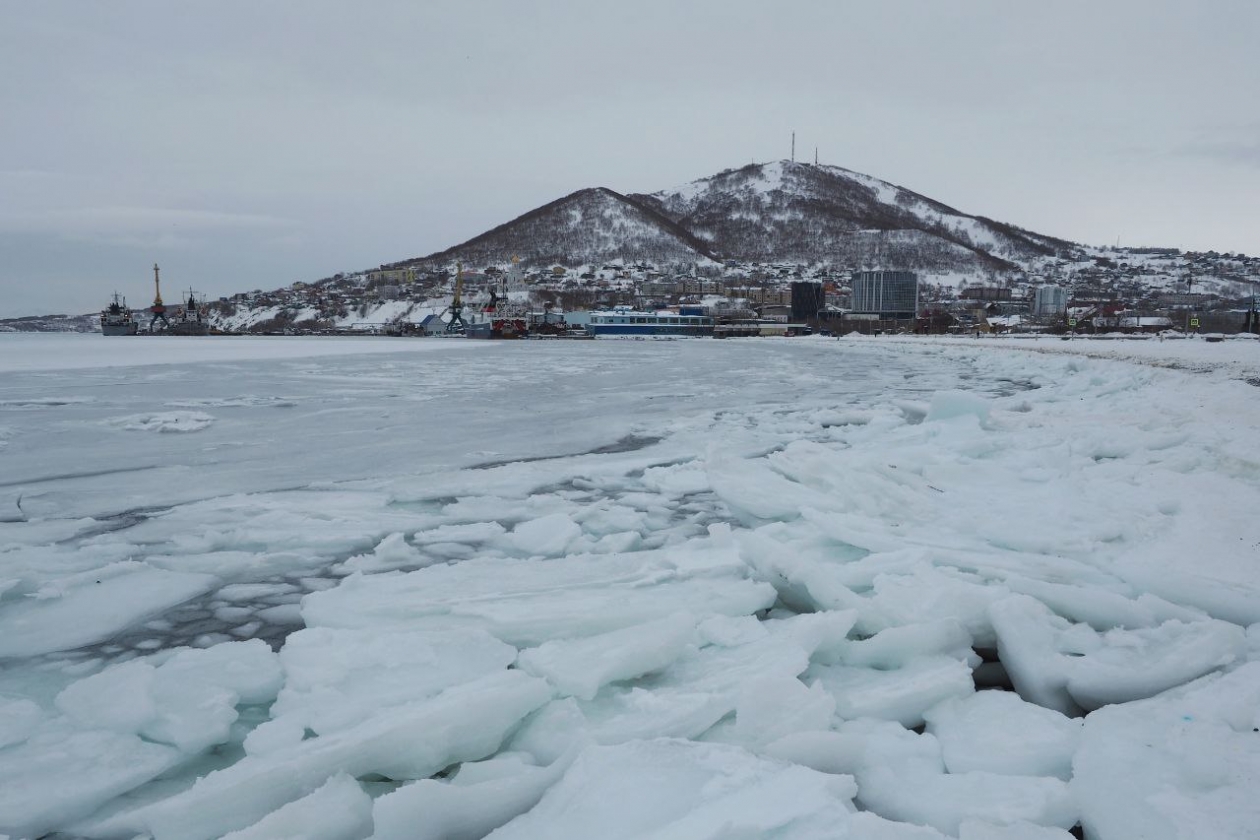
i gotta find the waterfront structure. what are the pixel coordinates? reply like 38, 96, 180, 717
587, 307, 714, 337
851, 271, 918, 319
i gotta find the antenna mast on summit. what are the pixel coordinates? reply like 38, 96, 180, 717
791, 132, 795, 162
815, 147, 818, 165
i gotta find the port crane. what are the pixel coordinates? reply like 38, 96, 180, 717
445, 262, 467, 333
148, 263, 170, 331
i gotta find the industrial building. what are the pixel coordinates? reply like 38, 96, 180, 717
1032, 285, 1068, 316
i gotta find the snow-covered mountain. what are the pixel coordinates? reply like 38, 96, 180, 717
408, 160, 1083, 274
419, 187, 719, 269
633, 161, 1080, 270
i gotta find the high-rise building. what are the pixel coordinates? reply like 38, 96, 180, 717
790, 282, 824, 321
1032, 285, 1068, 316
851, 271, 918, 319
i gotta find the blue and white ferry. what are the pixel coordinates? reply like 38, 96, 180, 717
586, 307, 714, 338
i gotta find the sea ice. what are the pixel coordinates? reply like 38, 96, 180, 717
1073, 662, 1260, 840
0, 562, 219, 658
138, 670, 552, 840
483, 739, 860, 840
516, 612, 697, 700
923, 691, 1081, 780
3, 334, 1259, 838
255, 626, 517, 744
220, 773, 372, 840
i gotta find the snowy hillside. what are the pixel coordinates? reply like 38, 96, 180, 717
417, 187, 720, 270
397, 161, 1085, 278
633, 161, 1081, 270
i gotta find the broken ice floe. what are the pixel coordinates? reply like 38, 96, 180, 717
2, 337, 1258, 839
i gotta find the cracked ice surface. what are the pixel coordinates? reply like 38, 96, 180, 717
0, 333, 1258, 839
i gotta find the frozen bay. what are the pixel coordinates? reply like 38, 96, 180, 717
1, 333, 1258, 839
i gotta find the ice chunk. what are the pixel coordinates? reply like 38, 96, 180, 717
259, 626, 517, 742
55, 658, 157, 733
372, 751, 573, 840
991, 594, 1246, 714
959, 820, 1076, 840
56, 640, 282, 754
580, 687, 731, 746
870, 565, 1009, 647
104, 410, 215, 433
301, 548, 775, 647
505, 699, 593, 765
517, 613, 697, 700
849, 811, 953, 838
762, 730, 869, 776
1072, 662, 1260, 840
411, 520, 508, 545
807, 656, 976, 728
833, 619, 976, 668
336, 531, 430, 574
0, 562, 218, 657
0, 725, 181, 839
485, 739, 859, 840
923, 691, 1081, 780
925, 390, 989, 424
727, 676, 836, 749
989, 595, 1078, 715
846, 720, 1077, 834
858, 764, 1076, 836
221, 773, 372, 840
138, 670, 552, 840
0, 696, 43, 749
1064, 618, 1246, 710
509, 512, 582, 556
696, 614, 768, 647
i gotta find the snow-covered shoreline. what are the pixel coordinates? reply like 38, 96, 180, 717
871, 332, 1260, 383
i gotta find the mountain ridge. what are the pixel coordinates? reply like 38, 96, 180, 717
395, 160, 1085, 278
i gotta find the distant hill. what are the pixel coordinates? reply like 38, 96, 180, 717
413, 187, 719, 269
400, 160, 1084, 275
632, 161, 1080, 271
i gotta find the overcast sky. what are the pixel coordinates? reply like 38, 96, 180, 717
2, 0, 1258, 317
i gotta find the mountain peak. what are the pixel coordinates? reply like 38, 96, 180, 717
403, 161, 1080, 274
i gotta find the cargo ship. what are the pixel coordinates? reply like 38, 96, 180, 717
100, 293, 138, 336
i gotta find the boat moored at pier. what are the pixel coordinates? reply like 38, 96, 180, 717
587, 307, 714, 338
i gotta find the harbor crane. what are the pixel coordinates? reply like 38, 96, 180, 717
148, 263, 170, 331
445, 262, 467, 333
